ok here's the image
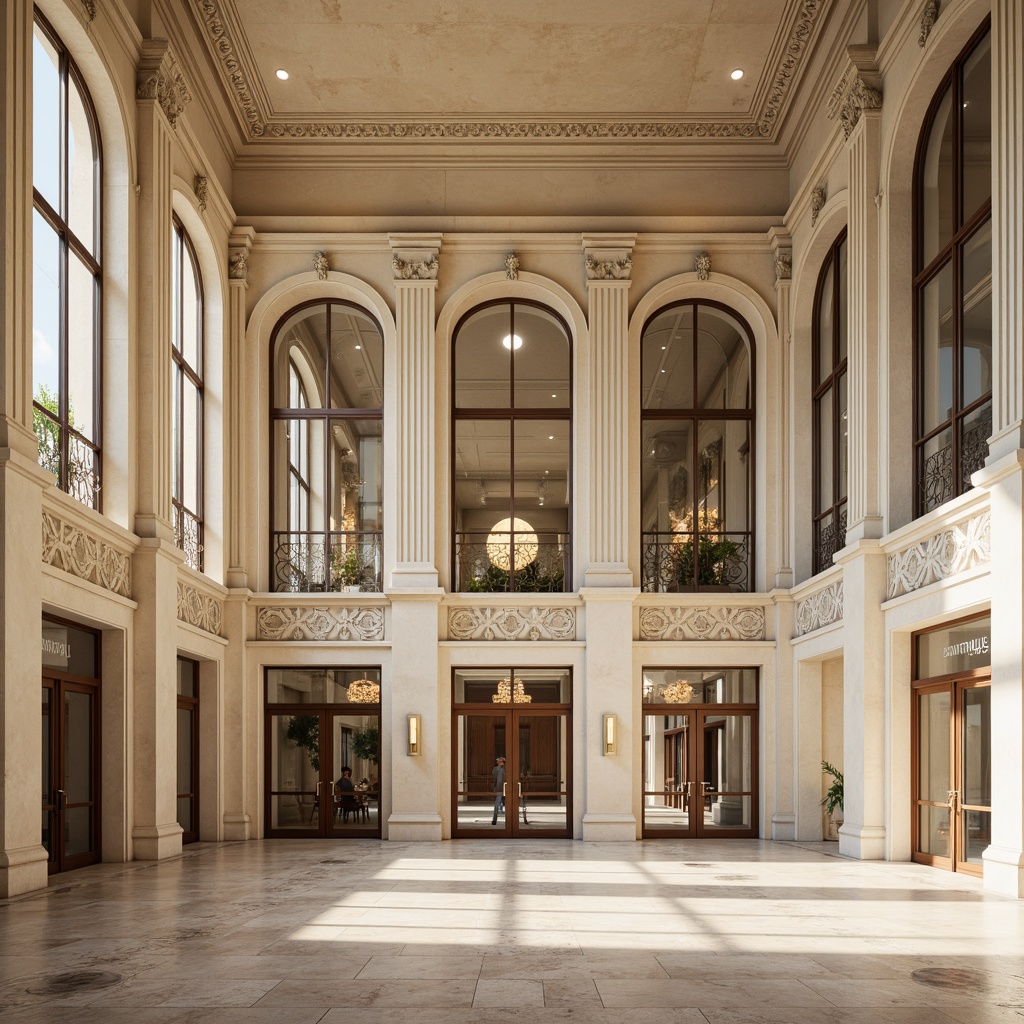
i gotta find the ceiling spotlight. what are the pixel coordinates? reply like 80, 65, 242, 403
276, 69, 290, 81
730, 69, 744, 81
502, 334, 523, 350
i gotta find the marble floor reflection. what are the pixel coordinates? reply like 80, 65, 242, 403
1, 838, 1023, 1023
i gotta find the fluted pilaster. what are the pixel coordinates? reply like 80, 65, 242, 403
769, 228, 793, 587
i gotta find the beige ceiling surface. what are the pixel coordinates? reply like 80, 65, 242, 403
194, 0, 822, 143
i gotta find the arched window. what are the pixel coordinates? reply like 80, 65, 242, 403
172, 218, 204, 571
452, 301, 571, 592
813, 231, 848, 574
32, 13, 102, 508
914, 24, 991, 516
270, 301, 383, 592
641, 302, 753, 592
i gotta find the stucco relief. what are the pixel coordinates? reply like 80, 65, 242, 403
257, 606, 385, 641
79, 0, 96, 20
228, 249, 248, 281
136, 42, 192, 129
795, 580, 844, 636
919, 1, 941, 46
639, 606, 765, 641
694, 251, 712, 281
177, 581, 223, 636
585, 254, 633, 280
448, 606, 576, 641
392, 254, 438, 280
810, 184, 827, 225
828, 71, 882, 140
193, 174, 208, 213
887, 512, 991, 599
42, 511, 131, 598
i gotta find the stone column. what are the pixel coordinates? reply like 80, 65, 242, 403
768, 229, 793, 588
979, 0, 1024, 898
582, 235, 634, 587
770, 593, 797, 840
130, 42, 191, 860
0, 0, 50, 897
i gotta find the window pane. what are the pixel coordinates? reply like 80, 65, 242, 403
32, 27, 61, 215
182, 378, 200, 512
697, 306, 749, 409
960, 400, 991, 488
177, 658, 197, 698
177, 707, 193, 796
455, 305, 511, 408
68, 73, 98, 255
702, 421, 749, 537
513, 306, 570, 409
172, 364, 182, 500
332, 421, 382, 532
642, 306, 693, 410
643, 668, 756, 705
961, 33, 991, 224
32, 210, 61, 404
514, 420, 568, 591
961, 219, 992, 408
836, 238, 848, 363
274, 306, 327, 407
181, 242, 201, 371
267, 668, 382, 705
455, 420, 511, 590
918, 690, 951, 803
837, 371, 848, 501
962, 686, 990, 808
641, 420, 692, 534
329, 304, 382, 410
920, 89, 954, 268
816, 389, 833, 513
919, 263, 954, 434
67, 254, 97, 440
816, 255, 834, 384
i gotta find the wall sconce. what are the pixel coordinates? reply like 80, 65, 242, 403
603, 714, 618, 756
407, 714, 422, 756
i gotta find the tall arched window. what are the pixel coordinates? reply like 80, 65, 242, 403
271, 301, 383, 592
172, 218, 204, 571
914, 23, 991, 516
32, 13, 102, 508
813, 231, 848, 574
452, 301, 571, 592
641, 302, 753, 592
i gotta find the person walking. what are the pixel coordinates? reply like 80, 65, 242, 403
491, 756, 506, 825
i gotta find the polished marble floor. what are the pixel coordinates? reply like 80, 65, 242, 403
2, 838, 1023, 1023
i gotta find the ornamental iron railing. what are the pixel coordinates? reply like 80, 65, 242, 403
455, 531, 569, 592
272, 530, 383, 593
641, 531, 751, 593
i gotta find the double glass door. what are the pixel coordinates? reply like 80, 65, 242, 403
914, 680, 991, 874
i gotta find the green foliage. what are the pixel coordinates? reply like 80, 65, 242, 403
285, 715, 320, 772
332, 546, 365, 587
821, 759, 844, 815
33, 385, 61, 476
352, 726, 380, 765
465, 560, 564, 593
673, 534, 740, 587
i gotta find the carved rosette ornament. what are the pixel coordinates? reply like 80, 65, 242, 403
887, 512, 990, 599
313, 251, 330, 280
795, 580, 844, 636
694, 251, 712, 282
505, 253, 520, 280
177, 581, 223, 636
774, 251, 792, 281
228, 249, 248, 281
919, 0, 941, 46
42, 510, 131, 598
810, 185, 827, 226
193, 174, 208, 213
256, 606, 385, 641
136, 41, 192, 129
585, 253, 633, 280
448, 606, 576, 641
639, 606, 765, 641
392, 254, 439, 280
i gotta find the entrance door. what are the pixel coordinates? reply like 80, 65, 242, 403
914, 680, 991, 875
177, 658, 200, 844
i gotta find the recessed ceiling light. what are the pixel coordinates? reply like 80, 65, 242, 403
548, 435, 554, 440
731, 69, 744, 81
276, 69, 290, 81
551, 393, 557, 398
354, 344, 361, 350
502, 334, 523, 350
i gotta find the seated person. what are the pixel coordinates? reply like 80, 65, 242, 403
334, 766, 361, 822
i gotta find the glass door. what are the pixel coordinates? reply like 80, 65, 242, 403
914, 680, 991, 875
176, 658, 199, 844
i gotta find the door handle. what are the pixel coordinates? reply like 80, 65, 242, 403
947, 789, 959, 812
55, 789, 66, 809
316, 781, 322, 798
502, 783, 507, 797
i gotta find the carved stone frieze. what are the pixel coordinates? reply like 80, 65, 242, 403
585, 253, 633, 280
810, 185, 827, 225
136, 41, 192, 129
193, 174, 208, 213
887, 512, 991, 599
694, 251, 712, 281
177, 581, 223, 636
775, 251, 792, 281
505, 252, 520, 280
257, 605, 385, 641
919, 1, 941, 46
392, 253, 439, 280
756, 0, 824, 137
313, 251, 330, 280
42, 510, 131, 598
228, 248, 248, 281
448, 606, 575, 641
639, 606, 765, 641
795, 580, 844, 636
197, 0, 264, 137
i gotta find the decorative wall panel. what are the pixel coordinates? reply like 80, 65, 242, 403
257, 605, 385, 641
448, 606, 576, 641
41, 510, 131, 598
177, 581, 223, 636
639, 606, 765, 641
887, 512, 991, 598
795, 580, 844, 636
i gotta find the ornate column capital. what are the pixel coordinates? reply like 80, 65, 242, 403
828, 50, 882, 142
582, 233, 636, 283
136, 40, 192, 129
388, 233, 442, 281
228, 226, 255, 285
767, 226, 793, 282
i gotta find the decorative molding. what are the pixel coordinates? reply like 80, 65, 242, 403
505, 252, 520, 280
795, 580, 844, 636
448, 606, 576, 641
828, 71, 882, 140
136, 41, 192, 129
196, 0, 822, 144
41, 510, 131, 598
80, 0, 96, 21
774, 251, 792, 281
177, 581, 223, 635
228, 248, 248, 281
193, 174, 208, 213
694, 251, 712, 281
313, 251, 329, 280
919, 0, 941, 46
585, 253, 633, 280
639, 606, 765, 641
810, 185, 827, 225
887, 512, 991, 599
256, 605, 385, 641
392, 253, 438, 280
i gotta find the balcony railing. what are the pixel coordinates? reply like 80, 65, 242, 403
455, 531, 569, 593
641, 531, 751, 593
173, 503, 203, 573
272, 530, 383, 593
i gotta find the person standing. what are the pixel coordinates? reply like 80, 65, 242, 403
491, 756, 506, 825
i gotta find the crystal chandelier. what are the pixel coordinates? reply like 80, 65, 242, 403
660, 680, 694, 704
491, 677, 532, 703
347, 677, 380, 703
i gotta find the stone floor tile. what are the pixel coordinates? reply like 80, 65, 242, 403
473, 979, 546, 1007
542, 978, 602, 1007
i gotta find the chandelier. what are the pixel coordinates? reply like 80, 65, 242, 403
347, 677, 380, 703
660, 680, 694, 704
492, 677, 532, 703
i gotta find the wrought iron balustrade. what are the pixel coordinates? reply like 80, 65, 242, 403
641, 531, 751, 593
272, 531, 383, 593
173, 503, 203, 572
455, 531, 569, 593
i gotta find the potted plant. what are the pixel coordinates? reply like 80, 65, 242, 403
821, 759, 844, 839
351, 726, 380, 765
333, 546, 365, 592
